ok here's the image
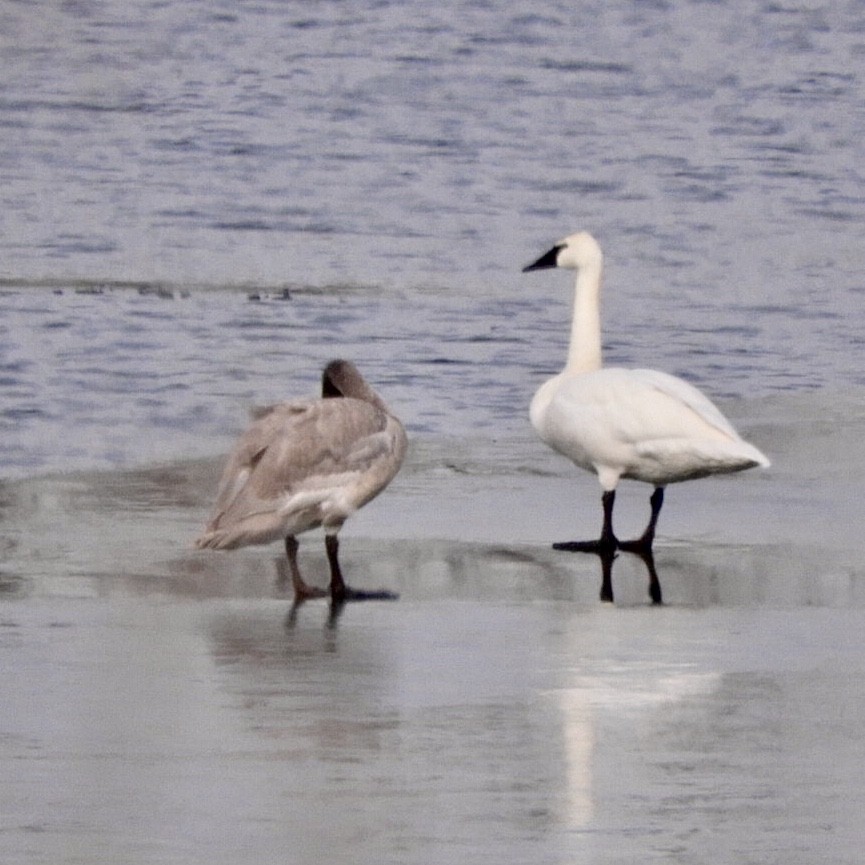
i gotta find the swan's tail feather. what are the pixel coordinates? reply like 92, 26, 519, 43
735, 440, 771, 470
633, 436, 770, 484
194, 520, 284, 551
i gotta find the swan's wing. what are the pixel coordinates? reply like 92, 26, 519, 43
249, 399, 403, 497
619, 369, 769, 475
628, 368, 741, 440
206, 399, 310, 522
538, 367, 768, 487
200, 397, 405, 540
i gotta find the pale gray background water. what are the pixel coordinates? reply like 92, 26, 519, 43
2, 2, 865, 864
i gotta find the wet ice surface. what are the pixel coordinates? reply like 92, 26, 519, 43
1, 396, 864, 865
4, 584, 863, 865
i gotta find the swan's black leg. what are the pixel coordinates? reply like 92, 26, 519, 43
325, 534, 398, 603
554, 489, 618, 554
619, 487, 664, 555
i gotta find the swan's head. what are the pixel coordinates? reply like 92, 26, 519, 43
322, 359, 386, 409
522, 231, 602, 273
322, 359, 365, 398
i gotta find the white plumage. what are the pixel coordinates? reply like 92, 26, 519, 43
523, 231, 769, 553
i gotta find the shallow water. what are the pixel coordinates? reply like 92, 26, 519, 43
2, 1, 865, 863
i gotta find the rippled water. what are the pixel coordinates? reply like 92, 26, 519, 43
0, 282, 833, 478
1, 274, 861, 478
3, 0, 865, 291
2, 0, 865, 479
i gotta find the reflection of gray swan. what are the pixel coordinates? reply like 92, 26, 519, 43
523, 231, 769, 554
196, 360, 407, 602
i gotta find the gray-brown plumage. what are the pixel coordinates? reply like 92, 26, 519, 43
195, 359, 407, 602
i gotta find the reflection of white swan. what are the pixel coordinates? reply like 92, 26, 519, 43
196, 360, 407, 602
523, 231, 769, 553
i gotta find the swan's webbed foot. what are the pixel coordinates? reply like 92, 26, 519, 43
325, 535, 398, 605
554, 490, 619, 555
331, 585, 399, 604
553, 535, 655, 556
555, 488, 663, 559
553, 537, 618, 555
617, 536, 654, 556
293, 582, 329, 601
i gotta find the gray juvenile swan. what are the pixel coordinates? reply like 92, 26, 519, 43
523, 231, 769, 554
195, 359, 407, 602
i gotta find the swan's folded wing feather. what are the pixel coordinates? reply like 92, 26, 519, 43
203, 397, 401, 533
250, 399, 396, 493
629, 368, 741, 440
632, 435, 767, 482
205, 399, 311, 526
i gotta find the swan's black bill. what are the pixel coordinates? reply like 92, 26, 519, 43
522, 244, 564, 272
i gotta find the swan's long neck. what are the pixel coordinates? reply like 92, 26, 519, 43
565, 258, 603, 373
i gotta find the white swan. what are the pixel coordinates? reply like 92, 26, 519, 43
523, 231, 769, 553
195, 359, 407, 602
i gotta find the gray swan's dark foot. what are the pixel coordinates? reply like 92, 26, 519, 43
293, 584, 329, 602
331, 586, 399, 604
